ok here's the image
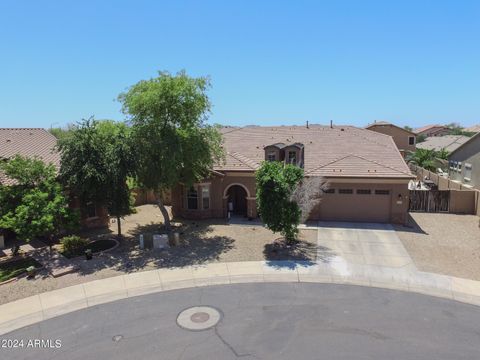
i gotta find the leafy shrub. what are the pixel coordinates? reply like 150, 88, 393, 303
60, 235, 88, 256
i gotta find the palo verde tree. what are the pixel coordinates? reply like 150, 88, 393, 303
118, 70, 224, 231
256, 161, 304, 244
57, 118, 136, 236
0, 155, 79, 242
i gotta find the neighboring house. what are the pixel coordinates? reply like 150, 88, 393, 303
0, 128, 108, 229
417, 135, 470, 153
448, 132, 480, 189
464, 124, 480, 133
171, 125, 415, 224
415, 124, 450, 137
365, 121, 416, 156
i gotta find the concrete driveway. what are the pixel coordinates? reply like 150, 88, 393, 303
315, 222, 416, 270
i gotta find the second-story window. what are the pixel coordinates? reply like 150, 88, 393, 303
288, 151, 297, 164
267, 151, 276, 161
408, 136, 415, 145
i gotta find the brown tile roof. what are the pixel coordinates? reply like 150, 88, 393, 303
0, 128, 59, 185
414, 124, 447, 134
215, 125, 413, 179
416, 135, 470, 152
366, 121, 416, 135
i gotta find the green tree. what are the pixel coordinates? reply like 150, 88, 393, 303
256, 161, 304, 244
49, 123, 77, 140
118, 70, 224, 231
0, 155, 79, 242
436, 148, 450, 160
404, 125, 413, 132
416, 134, 427, 143
406, 148, 443, 172
57, 118, 136, 236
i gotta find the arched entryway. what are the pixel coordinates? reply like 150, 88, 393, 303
226, 185, 248, 216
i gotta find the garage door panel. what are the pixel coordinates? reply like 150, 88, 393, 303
314, 192, 391, 223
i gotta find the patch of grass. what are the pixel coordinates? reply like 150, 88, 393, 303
0, 257, 42, 282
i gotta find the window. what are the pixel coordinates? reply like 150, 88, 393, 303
288, 151, 297, 164
338, 189, 353, 194
323, 188, 335, 194
86, 202, 97, 218
408, 136, 415, 145
449, 161, 454, 170
202, 186, 210, 210
267, 151, 276, 161
464, 163, 472, 182
375, 190, 390, 195
357, 189, 371, 195
187, 187, 198, 210
457, 162, 462, 173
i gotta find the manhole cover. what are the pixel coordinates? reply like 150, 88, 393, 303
177, 306, 221, 331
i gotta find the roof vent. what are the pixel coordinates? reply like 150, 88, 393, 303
6, 139, 11, 142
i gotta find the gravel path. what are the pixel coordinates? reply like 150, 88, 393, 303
394, 213, 480, 280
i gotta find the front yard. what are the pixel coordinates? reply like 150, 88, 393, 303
394, 212, 480, 281
0, 204, 317, 305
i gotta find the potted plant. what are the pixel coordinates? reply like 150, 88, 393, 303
26, 265, 36, 278
85, 248, 93, 260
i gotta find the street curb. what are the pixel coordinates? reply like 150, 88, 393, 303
0, 260, 479, 335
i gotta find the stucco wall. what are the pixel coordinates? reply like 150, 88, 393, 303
449, 136, 480, 189
172, 174, 410, 224
368, 125, 416, 153
450, 190, 476, 214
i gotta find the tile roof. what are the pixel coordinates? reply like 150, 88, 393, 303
464, 124, 480, 133
416, 135, 470, 152
366, 121, 416, 135
0, 128, 59, 185
414, 124, 447, 134
215, 125, 413, 179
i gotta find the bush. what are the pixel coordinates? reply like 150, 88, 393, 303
60, 235, 88, 256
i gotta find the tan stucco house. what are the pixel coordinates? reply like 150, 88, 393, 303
171, 125, 415, 224
365, 121, 416, 156
448, 132, 480, 189
415, 124, 450, 137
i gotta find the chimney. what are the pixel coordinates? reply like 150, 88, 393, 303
306, 120, 309, 129
330, 120, 333, 129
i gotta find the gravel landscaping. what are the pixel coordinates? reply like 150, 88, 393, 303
394, 212, 480, 281
0, 205, 318, 305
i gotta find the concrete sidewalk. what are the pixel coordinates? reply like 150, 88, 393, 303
1, 260, 480, 335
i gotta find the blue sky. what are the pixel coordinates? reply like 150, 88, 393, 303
0, 0, 479, 129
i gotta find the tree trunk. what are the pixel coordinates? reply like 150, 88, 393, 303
116, 215, 122, 237
156, 194, 171, 231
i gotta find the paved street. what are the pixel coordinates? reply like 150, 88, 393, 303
2, 283, 480, 360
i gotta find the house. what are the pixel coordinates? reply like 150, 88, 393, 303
171, 125, 415, 224
448, 132, 480, 189
365, 121, 416, 156
415, 124, 450, 137
0, 128, 108, 229
464, 124, 480, 133
417, 135, 470, 153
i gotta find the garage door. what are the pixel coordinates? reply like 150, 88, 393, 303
315, 188, 391, 223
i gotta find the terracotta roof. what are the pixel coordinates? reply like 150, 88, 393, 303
0, 128, 59, 185
215, 125, 413, 179
414, 124, 447, 134
416, 135, 470, 152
